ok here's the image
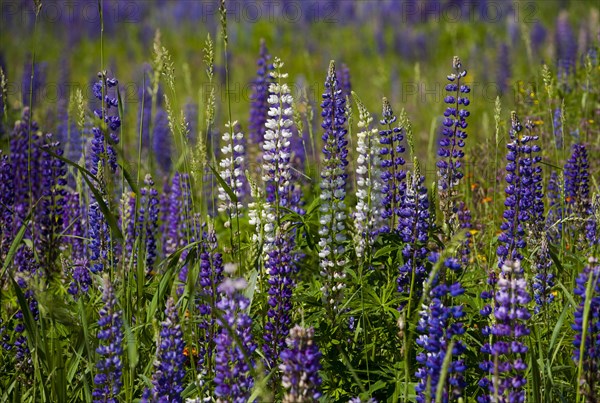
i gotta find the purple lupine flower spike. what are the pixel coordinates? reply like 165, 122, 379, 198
248, 39, 273, 147
437, 56, 470, 234
496, 113, 542, 266
93, 275, 124, 403
141, 174, 160, 275
0, 151, 15, 258
279, 325, 322, 402
478, 260, 531, 403
21, 60, 47, 108
564, 143, 596, 245
572, 257, 600, 401
89, 73, 120, 176
318, 60, 349, 312
555, 10, 577, 81
379, 97, 406, 234
153, 106, 172, 174
214, 277, 256, 403
397, 161, 430, 300
415, 256, 467, 402
142, 297, 186, 403
89, 201, 110, 274
337, 63, 352, 100
197, 228, 224, 375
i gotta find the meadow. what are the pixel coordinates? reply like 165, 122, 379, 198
0, 0, 599, 402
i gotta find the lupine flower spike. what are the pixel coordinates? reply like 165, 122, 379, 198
415, 256, 467, 402
572, 257, 600, 402
318, 60, 349, 312
352, 91, 382, 259
142, 297, 186, 403
479, 260, 531, 403
379, 97, 406, 234
93, 275, 124, 403
262, 57, 296, 370
437, 56, 470, 236
279, 325, 322, 403
214, 277, 256, 403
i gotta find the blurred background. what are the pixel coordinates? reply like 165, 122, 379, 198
0, 0, 598, 178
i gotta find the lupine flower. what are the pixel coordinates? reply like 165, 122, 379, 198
12, 246, 40, 375
196, 228, 224, 375
564, 143, 596, 245
62, 192, 85, 259
214, 277, 255, 403
248, 39, 273, 147
437, 56, 470, 232
348, 399, 377, 403
530, 21, 547, 56
164, 172, 187, 257
0, 151, 15, 257
479, 260, 531, 403
68, 258, 92, 296
140, 174, 160, 275
217, 121, 245, 228
415, 256, 467, 402
93, 275, 124, 403
352, 92, 382, 259
9, 108, 43, 226
379, 97, 406, 234
279, 325, 322, 402
496, 113, 542, 266
261, 57, 297, 369
262, 57, 294, 207
89, 73, 120, 176
318, 61, 349, 310
555, 11, 577, 80
142, 297, 186, 403
397, 162, 430, 299
88, 201, 110, 274
153, 106, 172, 174
21, 60, 47, 108
572, 257, 600, 401
533, 237, 555, 314
337, 63, 352, 100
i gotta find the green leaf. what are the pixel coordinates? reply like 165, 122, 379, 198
208, 164, 237, 204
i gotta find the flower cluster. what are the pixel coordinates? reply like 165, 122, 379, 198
93, 276, 124, 403
572, 257, 600, 401
214, 277, 256, 403
90, 73, 120, 176
479, 260, 531, 403
218, 121, 246, 228
318, 60, 349, 310
564, 143, 596, 245
397, 163, 430, 298
196, 228, 224, 373
36, 134, 68, 269
496, 113, 542, 266
352, 92, 382, 258
279, 325, 322, 403
248, 39, 273, 146
415, 256, 467, 402
142, 297, 186, 403
139, 174, 160, 275
262, 57, 294, 207
379, 97, 406, 233
437, 56, 469, 195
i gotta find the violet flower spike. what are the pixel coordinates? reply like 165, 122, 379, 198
318, 60, 349, 312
